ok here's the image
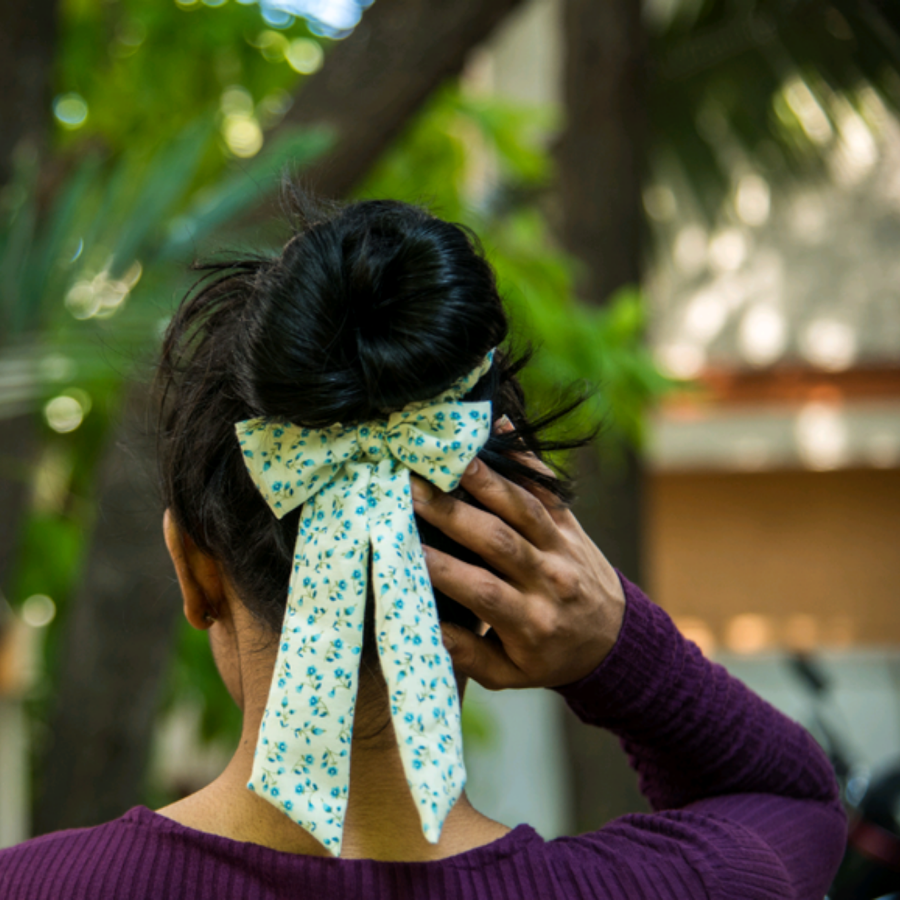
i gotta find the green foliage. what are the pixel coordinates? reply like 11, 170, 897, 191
361, 86, 666, 452
489, 216, 668, 450
12, 512, 86, 613
460, 699, 494, 750
647, 1, 900, 221
56, 0, 324, 155
0, 114, 329, 766
0, 121, 329, 410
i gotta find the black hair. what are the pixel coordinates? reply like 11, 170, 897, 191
156, 189, 591, 641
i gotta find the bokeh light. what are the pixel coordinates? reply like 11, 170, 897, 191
53, 93, 89, 129
795, 402, 848, 470
254, 29, 289, 62
21, 595, 57, 629
725, 614, 773, 654
260, 0, 371, 38
781, 76, 832, 145
735, 174, 771, 227
738, 303, 787, 366
285, 38, 324, 74
673, 617, 717, 657
64, 263, 142, 321
220, 86, 264, 157
643, 184, 677, 222
222, 116, 264, 157
708, 228, 749, 273
673, 225, 708, 276
799, 318, 857, 371
44, 395, 85, 434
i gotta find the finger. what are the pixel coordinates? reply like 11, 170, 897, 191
493, 414, 515, 436
413, 479, 545, 580
492, 420, 571, 526
509, 458, 570, 522
423, 545, 527, 632
494, 414, 558, 482
441, 624, 529, 690
457, 458, 561, 548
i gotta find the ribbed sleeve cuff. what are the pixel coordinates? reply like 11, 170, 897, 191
552, 572, 842, 816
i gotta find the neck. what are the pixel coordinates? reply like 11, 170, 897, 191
158, 675, 510, 861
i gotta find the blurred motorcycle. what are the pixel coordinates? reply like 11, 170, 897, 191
786, 655, 900, 900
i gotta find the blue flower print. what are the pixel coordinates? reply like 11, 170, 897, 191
238, 351, 492, 855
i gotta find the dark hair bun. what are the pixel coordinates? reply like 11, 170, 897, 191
158, 191, 590, 636
241, 198, 507, 426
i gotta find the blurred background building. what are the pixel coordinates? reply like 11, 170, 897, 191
466, 0, 900, 837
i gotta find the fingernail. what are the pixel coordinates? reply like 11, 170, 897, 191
465, 458, 480, 477
441, 626, 456, 651
494, 415, 514, 435
411, 477, 433, 504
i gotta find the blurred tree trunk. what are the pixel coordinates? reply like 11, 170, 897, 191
0, 0, 59, 600
0, 0, 58, 188
0, 423, 37, 601
555, 0, 650, 832
282, 0, 527, 198
33, 394, 182, 833
35, 0, 529, 832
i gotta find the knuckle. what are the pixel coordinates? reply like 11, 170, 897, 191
434, 491, 459, 516
485, 523, 518, 561
519, 493, 546, 529
423, 551, 448, 584
472, 458, 492, 484
548, 566, 581, 603
475, 575, 504, 613
523, 605, 558, 646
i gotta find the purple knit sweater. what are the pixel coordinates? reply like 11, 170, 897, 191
0, 577, 846, 899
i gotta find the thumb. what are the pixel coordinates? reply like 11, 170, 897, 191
441, 624, 528, 691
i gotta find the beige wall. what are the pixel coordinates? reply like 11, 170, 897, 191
646, 468, 900, 651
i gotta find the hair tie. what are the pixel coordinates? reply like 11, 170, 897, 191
235, 351, 494, 855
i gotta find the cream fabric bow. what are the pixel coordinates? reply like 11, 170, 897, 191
235, 353, 493, 855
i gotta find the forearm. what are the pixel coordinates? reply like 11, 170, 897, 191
555, 575, 841, 813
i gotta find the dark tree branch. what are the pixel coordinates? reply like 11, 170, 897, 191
281, 0, 527, 198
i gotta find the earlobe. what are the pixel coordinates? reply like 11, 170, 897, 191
163, 509, 223, 631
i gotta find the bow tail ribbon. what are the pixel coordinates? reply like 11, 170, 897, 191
249, 465, 374, 855
368, 464, 466, 843
237, 351, 494, 856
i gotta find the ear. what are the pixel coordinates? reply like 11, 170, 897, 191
163, 509, 225, 631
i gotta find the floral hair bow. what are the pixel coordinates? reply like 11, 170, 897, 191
235, 352, 494, 855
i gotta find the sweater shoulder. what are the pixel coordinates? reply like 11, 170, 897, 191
0, 811, 148, 900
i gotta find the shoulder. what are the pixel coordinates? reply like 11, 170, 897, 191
0, 808, 160, 900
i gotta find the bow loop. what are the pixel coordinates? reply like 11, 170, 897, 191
237, 419, 358, 519
385, 402, 492, 493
